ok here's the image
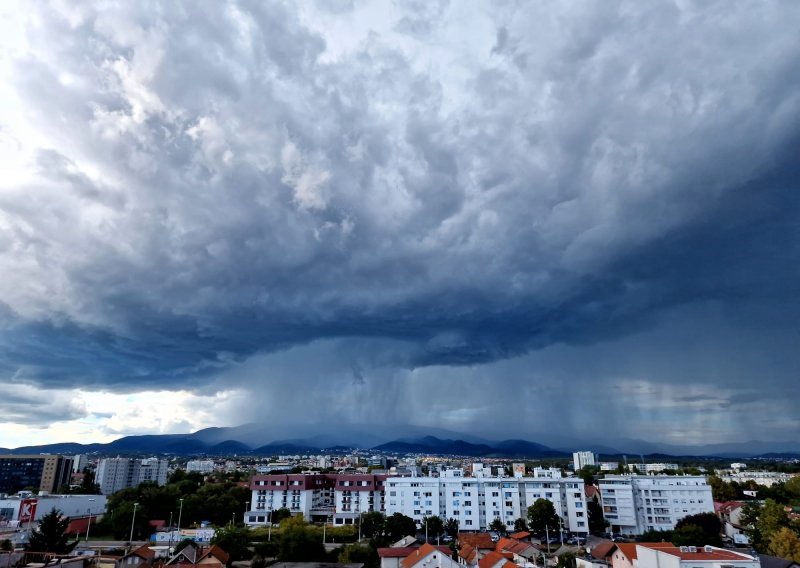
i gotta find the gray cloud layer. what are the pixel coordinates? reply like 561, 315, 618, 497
0, 1, 798, 442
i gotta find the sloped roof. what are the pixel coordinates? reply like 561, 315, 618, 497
459, 533, 495, 550
509, 531, 530, 540
126, 545, 156, 561
458, 544, 477, 564
478, 551, 515, 568
198, 545, 229, 565
401, 543, 452, 568
590, 541, 616, 560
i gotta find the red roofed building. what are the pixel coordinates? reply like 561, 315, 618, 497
636, 545, 759, 568
495, 537, 537, 563
477, 551, 515, 568
458, 534, 495, 552
400, 543, 459, 568
380, 546, 450, 568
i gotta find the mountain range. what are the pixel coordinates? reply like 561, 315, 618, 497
2, 423, 799, 459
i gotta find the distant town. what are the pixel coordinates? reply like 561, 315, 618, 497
1, 448, 798, 568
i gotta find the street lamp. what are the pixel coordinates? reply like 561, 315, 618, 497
243, 501, 249, 527
129, 503, 139, 545
177, 499, 184, 533
168, 511, 174, 553
85, 498, 95, 541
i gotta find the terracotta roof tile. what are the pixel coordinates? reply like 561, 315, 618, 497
401, 544, 451, 568
459, 533, 495, 550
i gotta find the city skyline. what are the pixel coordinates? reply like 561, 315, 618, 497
1, 1, 799, 448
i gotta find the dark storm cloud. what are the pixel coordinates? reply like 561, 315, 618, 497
1, 1, 799, 441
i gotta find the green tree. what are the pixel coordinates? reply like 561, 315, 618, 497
674, 512, 722, 546
272, 508, 292, 524
211, 526, 251, 563
671, 524, 708, 547
339, 544, 380, 568
785, 477, 800, 501
708, 475, 739, 502
587, 500, 607, 534
513, 518, 529, 532
278, 517, 326, 562
444, 518, 459, 538
527, 499, 560, 535
359, 512, 385, 539
768, 527, 800, 562
757, 499, 790, 547
422, 516, 444, 539
556, 552, 576, 568
489, 518, 507, 534
639, 529, 673, 542
26, 509, 77, 556
385, 513, 417, 543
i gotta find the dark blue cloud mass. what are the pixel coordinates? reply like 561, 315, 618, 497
0, 0, 798, 442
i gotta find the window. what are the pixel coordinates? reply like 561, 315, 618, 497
492, 492, 499, 497
390, 491, 396, 496
414, 510, 421, 515
466, 520, 473, 526
464, 501, 472, 506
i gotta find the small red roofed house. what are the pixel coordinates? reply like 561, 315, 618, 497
478, 551, 515, 568
458, 534, 495, 552
401, 543, 460, 568
381, 547, 450, 568
509, 531, 531, 541
496, 537, 537, 564
458, 543, 478, 566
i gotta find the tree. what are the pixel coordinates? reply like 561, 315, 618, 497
272, 508, 292, 524
757, 500, 790, 548
587, 500, 607, 534
444, 518, 459, 539
527, 499, 560, 535
556, 552, 576, 568
339, 544, 380, 568
422, 516, 444, 539
768, 528, 800, 562
278, 517, 326, 562
211, 526, 251, 563
385, 513, 417, 543
513, 518, 529, 532
671, 524, 708, 547
26, 509, 77, 556
360, 512, 385, 540
785, 477, 800, 500
708, 475, 739, 502
674, 512, 722, 546
489, 518, 507, 534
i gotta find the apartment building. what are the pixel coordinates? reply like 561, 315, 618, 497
95, 457, 169, 495
246, 473, 387, 526
573, 452, 596, 471
386, 468, 588, 533
631, 463, 680, 474
0, 455, 73, 494
636, 544, 759, 568
186, 460, 215, 474
599, 475, 713, 535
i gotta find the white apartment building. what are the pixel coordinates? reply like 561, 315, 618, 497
632, 463, 680, 474
574, 452, 596, 471
386, 468, 588, 533
599, 475, 713, 535
719, 471, 797, 487
186, 460, 216, 474
96, 458, 169, 495
247, 473, 386, 526
599, 462, 620, 472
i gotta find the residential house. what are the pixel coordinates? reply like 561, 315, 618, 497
381, 547, 450, 568
400, 544, 460, 568
477, 551, 515, 568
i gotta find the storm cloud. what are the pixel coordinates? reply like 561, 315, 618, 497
0, 0, 798, 445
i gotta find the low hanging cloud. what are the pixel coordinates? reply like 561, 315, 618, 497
0, 1, 799, 443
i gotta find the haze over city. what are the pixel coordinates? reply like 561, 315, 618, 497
1, 1, 799, 449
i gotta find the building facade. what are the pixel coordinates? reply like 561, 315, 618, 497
186, 461, 215, 474
599, 475, 714, 534
386, 468, 588, 533
95, 458, 169, 495
0, 455, 73, 495
573, 452, 596, 471
246, 473, 387, 526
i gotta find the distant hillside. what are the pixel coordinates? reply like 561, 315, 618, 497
374, 436, 567, 458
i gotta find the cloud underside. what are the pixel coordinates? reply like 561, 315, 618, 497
0, 1, 799, 443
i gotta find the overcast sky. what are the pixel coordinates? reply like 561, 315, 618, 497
1, 0, 799, 449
